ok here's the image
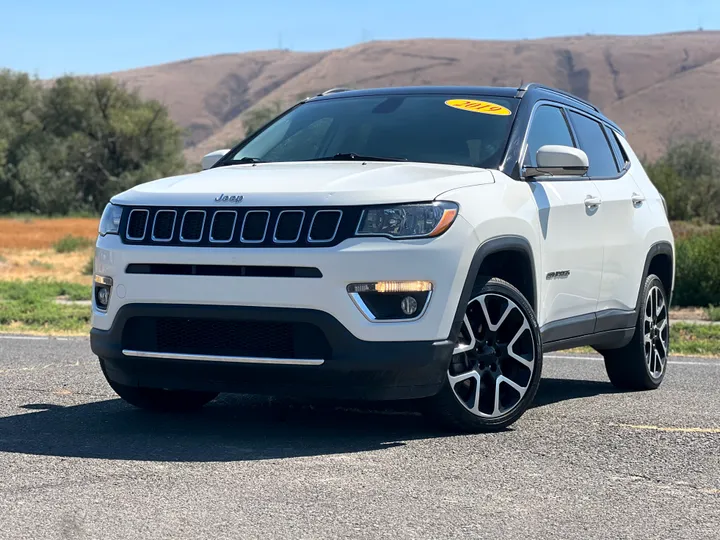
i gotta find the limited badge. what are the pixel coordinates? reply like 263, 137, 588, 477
445, 99, 512, 116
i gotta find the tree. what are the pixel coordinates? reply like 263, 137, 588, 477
645, 139, 720, 224
0, 71, 186, 215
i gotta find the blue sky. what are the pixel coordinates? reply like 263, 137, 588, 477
1, 0, 718, 78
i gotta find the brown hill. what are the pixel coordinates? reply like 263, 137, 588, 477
110, 32, 720, 165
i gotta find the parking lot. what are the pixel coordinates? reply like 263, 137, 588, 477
0, 335, 718, 539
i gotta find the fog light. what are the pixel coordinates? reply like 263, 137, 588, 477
94, 275, 113, 311
347, 281, 432, 321
400, 296, 418, 316
96, 287, 110, 306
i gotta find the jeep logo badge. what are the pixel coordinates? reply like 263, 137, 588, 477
214, 194, 244, 204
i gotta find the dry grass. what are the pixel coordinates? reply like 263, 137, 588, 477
0, 249, 93, 285
0, 218, 98, 249
0, 218, 97, 285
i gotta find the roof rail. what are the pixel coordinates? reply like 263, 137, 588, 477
317, 87, 353, 96
516, 83, 600, 112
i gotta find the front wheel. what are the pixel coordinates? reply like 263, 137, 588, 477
100, 359, 219, 412
425, 277, 543, 433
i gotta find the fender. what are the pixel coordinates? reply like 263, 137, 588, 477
448, 235, 536, 341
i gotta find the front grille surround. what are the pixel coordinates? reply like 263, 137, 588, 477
308, 209, 343, 243
120, 205, 361, 248
151, 210, 177, 242
273, 210, 306, 243
180, 210, 207, 243
240, 210, 271, 243
209, 210, 237, 243
126, 209, 149, 240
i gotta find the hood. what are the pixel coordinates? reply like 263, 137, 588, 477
111, 161, 495, 207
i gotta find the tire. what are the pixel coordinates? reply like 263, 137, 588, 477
100, 359, 219, 412
424, 277, 543, 433
601, 274, 670, 390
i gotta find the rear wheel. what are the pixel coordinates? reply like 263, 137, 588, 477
100, 359, 218, 412
425, 277, 543, 432
601, 274, 669, 390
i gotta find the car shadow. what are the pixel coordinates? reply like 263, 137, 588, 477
0, 378, 620, 462
533, 377, 620, 408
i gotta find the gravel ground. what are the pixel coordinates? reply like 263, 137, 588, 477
0, 336, 718, 539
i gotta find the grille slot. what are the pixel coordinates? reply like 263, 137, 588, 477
209, 211, 237, 243
152, 210, 176, 242
240, 210, 270, 243
274, 210, 305, 243
180, 210, 206, 242
126, 209, 149, 240
122, 317, 331, 360
308, 210, 343, 243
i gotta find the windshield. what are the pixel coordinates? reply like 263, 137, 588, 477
225, 94, 519, 169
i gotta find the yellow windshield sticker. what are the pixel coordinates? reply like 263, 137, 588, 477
445, 99, 512, 116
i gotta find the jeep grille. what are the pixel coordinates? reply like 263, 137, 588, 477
119, 206, 358, 248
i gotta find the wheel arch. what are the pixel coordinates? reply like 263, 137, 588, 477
449, 235, 537, 341
637, 242, 674, 309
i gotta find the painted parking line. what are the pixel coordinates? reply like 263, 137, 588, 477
0, 335, 83, 341
547, 354, 720, 368
612, 423, 720, 434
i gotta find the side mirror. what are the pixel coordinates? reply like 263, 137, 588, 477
523, 145, 589, 179
201, 149, 230, 170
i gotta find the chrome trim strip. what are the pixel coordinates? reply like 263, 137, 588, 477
348, 289, 433, 323
179, 210, 207, 243
273, 210, 305, 244
209, 210, 238, 243
121, 349, 324, 366
125, 209, 149, 241
151, 209, 177, 242
239, 210, 271, 243
307, 209, 343, 243
93, 275, 113, 286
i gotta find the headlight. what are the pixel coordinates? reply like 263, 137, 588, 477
356, 202, 458, 239
98, 203, 123, 236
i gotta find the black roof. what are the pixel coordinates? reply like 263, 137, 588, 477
310, 84, 623, 135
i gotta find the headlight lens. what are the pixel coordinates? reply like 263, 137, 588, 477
98, 203, 123, 236
356, 202, 458, 239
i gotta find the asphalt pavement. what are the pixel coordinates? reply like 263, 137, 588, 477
0, 335, 718, 539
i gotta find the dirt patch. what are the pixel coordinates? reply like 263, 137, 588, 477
670, 307, 710, 321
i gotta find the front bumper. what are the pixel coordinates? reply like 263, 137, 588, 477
91, 217, 477, 343
91, 304, 455, 400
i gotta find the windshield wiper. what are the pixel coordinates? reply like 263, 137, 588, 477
215, 156, 265, 167
309, 153, 407, 163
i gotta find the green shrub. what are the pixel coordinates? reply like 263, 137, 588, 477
673, 229, 720, 306
53, 234, 92, 253
0, 280, 91, 332
706, 305, 720, 322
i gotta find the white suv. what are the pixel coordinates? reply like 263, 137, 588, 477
90, 84, 674, 432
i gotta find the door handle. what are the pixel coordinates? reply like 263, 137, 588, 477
631, 193, 646, 207
584, 196, 602, 208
